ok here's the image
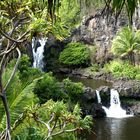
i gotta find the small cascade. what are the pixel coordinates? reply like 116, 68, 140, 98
32, 37, 47, 70
96, 90, 101, 104
96, 89, 133, 118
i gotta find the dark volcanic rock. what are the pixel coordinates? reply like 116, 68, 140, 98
81, 86, 106, 118
71, 11, 130, 65
83, 87, 96, 101
113, 80, 140, 98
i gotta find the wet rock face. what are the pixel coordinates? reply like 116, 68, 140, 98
97, 86, 110, 107
83, 87, 96, 101
71, 11, 129, 65
81, 86, 108, 118
81, 87, 105, 118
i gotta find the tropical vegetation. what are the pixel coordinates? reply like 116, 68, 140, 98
59, 42, 90, 67
104, 60, 140, 79
1, 0, 140, 140
111, 27, 140, 65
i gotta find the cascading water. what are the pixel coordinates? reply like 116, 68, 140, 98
32, 37, 47, 70
96, 90, 101, 104
96, 89, 133, 118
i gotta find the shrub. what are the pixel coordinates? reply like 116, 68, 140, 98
90, 64, 100, 72
59, 42, 90, 66
104, 60, 137, 79
18, 54, 31, 72
18, 55, 42, 83
135, 74, 140, 80
63, 78, 84, 102
104, 60, 123, 77
34, 72, 66, 103
122, 64, 136, 79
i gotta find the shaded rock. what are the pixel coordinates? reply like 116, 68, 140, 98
81, 86, 106, 118
81, 103, 106, 118
90, 103, 106, 118
71, 10, 130, 65
83, 87, 96, 101
97, 86, 110, 107
113, 80, 140, 98
131, 103, 140, 116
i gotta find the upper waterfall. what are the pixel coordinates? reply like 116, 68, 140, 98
32, 37, 47, 70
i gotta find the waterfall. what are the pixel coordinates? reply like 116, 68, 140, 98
96, 90, 101, 104
32, 37, 47, 70
96, 89, 133, 118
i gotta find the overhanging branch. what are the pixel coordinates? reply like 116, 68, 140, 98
4, 47, 21, 91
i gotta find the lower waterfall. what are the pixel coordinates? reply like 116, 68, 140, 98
96, 89, 133, 118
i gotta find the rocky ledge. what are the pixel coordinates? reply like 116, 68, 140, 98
113, 80, 140, 99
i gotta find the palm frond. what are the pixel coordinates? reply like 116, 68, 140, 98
0, 80, 38, 131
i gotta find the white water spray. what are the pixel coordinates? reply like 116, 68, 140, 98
32, 37, 47, 70
96, 89, 133, 118
96, 90, 101, 104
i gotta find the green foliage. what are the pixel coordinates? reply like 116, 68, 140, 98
104, 60, 139, 79
59, 0, 81, 29
1, 62, 92, 139
112, 27, 140, 65
18, 55, 43, 84
90, 64, 100, 72
29, 18, 49, 34
11, 100, 92, 140
34, 72, 66, 103
89, 46, 97, 65
59, 42, 90, 66
104, 0, 139, 26
18, 55, 31, 72
135, 74, 140, 80
63, 78, 84, 102
0, 64, 38, 131
33, 73, 85, 104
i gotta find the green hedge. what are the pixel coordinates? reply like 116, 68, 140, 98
59, 42, 90, 66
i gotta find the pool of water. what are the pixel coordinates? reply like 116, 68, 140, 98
85, 116, 140, 140
56, 73, 112, 89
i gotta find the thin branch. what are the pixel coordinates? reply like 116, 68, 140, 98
0, 28, 24, 43
0, 30, 29, 57
51, 118, 58, 134
0, 130, 6, 140
4, 47, 21, 91
48, 113, 55, 124
37, 119, 51, 131
0, 91, 11, 140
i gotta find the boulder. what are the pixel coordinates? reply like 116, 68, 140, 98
113, 80, 140, 98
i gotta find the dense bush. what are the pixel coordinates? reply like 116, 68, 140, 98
104, 60, 139, 79
34, 73, 84, 104
59, 42, 90, 66
63, 78, 84, 102
18, 55, 43, 83
34, 72, 66, 103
